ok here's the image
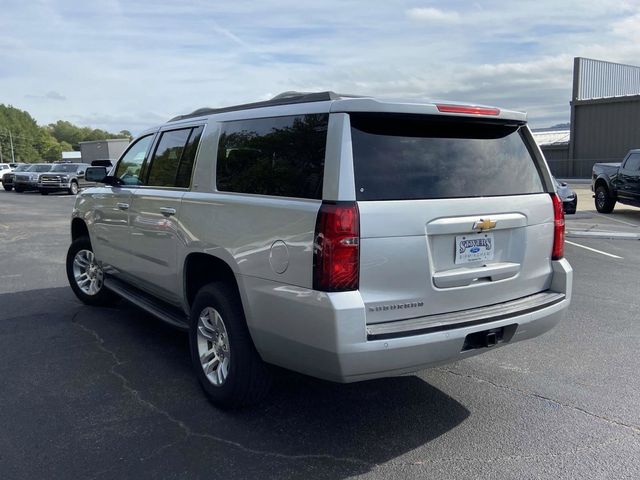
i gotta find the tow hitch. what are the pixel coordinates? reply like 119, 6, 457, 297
462, 324, 517, 351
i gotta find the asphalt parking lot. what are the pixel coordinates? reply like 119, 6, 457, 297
0, 188, 639, 479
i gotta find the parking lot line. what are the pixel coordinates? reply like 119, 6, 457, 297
592, 212, 640, 228
565, 240, 623, 259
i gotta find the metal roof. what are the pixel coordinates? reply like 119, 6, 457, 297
574, 57, 640, 101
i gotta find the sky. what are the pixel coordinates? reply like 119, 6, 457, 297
1, 0, 639, 134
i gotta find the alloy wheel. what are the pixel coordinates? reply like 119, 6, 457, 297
72, 249, 104, 295
196, 307, 231, 386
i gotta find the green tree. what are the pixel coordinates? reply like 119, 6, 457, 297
0, 104, 132, 163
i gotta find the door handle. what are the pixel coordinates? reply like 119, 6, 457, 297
159, 207, 177, 217
116, 202, 129, 210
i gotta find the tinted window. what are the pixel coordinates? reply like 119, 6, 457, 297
216, 114, 328, 199
144, 126, 203, 188
623, 153, 640, 171
146, 129, 191, 187
175, 126, 203, 188
114, 135, 153, 185
350, 114, 545, 201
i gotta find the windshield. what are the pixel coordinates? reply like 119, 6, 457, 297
51, 164, 81, 173
350, 113, 546, 201
28, 164, 53, 172
14, 164, 31, 172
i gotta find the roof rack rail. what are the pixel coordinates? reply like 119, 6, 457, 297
168, 91, 352, 122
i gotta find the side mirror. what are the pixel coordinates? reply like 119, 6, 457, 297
85, 166, 111, 183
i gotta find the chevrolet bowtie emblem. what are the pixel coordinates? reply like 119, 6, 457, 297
473, 218, 497, 231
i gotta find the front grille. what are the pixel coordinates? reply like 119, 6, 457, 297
41, 175, 62, 182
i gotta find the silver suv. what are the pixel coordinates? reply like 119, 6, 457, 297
66, 92, 572, 408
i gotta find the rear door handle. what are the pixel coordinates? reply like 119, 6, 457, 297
159, 207, 177, 217
116, 202, 129, 210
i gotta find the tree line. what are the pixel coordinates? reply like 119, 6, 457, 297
0, 104, 131, 163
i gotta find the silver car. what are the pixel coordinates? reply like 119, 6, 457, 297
67, 92, 572, 408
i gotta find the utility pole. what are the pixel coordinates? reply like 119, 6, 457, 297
8, 129, 15, 163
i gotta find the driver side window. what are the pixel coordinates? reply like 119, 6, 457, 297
114, 135, 154, 185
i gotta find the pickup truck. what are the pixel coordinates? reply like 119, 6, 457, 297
592, 149, 640, 213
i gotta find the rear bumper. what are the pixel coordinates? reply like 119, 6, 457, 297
242, 258, 573, 383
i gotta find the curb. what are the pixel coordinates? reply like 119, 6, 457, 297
567, 230, 640, 240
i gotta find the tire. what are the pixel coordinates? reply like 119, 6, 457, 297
68, 181, 79, 195
595, 185, 615, 213
3, 185, 12, 191
66, 236, 115, 306
40, 190, 49, 195
189, 282, 272, 408
14, 187, 23, 193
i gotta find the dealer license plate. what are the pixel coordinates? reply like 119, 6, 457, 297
455, 233, 494, 264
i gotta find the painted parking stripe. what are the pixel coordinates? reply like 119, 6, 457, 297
565, 240, 623, 259
593, 212, 640, 228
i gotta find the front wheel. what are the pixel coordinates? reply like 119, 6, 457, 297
3, 185, 12, 191
40, 190, 49, 195
14, 187, 23, 193
595, 185, 615, 213
66, 236, 115, 306
68, 181, 79, 195
189, 282, 272, 408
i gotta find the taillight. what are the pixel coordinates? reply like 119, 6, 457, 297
436, 104, 500, 116
551, 193, 565, 260
313, 202, 360, 292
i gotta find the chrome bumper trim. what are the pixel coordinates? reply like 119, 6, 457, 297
366, 291, 566, 339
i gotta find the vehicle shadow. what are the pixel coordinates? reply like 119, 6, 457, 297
0, 287, 470, 479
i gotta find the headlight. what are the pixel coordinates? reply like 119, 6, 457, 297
30, 174, 38, 180
61, 175, 70, 181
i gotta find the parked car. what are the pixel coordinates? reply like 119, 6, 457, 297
2, 163, 29, 191
0, 163, 12, 179
553, 177, 577, 214
67, 91, 572, 408
13, 163, 54, 192
38, 163, 92, 195
592, 150, 640, 213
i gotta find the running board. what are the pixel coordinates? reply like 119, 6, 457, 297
104, 276, 189, 331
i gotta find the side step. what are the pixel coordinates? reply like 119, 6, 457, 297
104, 276, 189, 331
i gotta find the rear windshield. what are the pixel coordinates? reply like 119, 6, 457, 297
350, 114, 545, 201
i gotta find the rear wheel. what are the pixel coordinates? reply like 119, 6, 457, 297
66, 236, 115, 306
189, 282, 272, 408
595, 185, 615, 213
68, 181, 79, 195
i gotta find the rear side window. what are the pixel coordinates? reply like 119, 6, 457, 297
145, 126, 203, 188
350, 113, 545, 201
216, 114, 328, 199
